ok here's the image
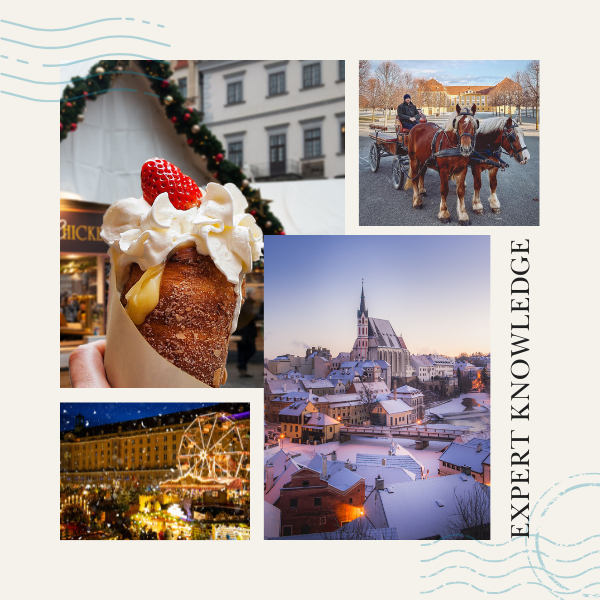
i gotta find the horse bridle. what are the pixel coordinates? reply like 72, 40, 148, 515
452, 112, 478, 154
501, 124, 527, 159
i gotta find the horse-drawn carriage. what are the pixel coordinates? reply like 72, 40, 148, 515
368, 114, 427, 191
367, 105, 530, 224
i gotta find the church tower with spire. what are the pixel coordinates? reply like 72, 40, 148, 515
353, 280, 369, 360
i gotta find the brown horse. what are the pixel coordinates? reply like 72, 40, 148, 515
471, 116, 530, 215
405, 104, 478, 225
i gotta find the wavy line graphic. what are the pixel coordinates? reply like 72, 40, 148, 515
422, 549, 550, 563
1, 87, 137, 102
422, 534, 600, 547
1, 70, 167, 85
421, 474, 600, 597
0, 35, 170, 49
0, 18, 122, 31
421, 582, 600, 595
43, 54, 169, 67
423, 565, 600, 580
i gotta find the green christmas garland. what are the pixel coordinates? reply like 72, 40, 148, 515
60, 58, 284, 238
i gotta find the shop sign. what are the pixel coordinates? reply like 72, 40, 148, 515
60, 209, 108, 253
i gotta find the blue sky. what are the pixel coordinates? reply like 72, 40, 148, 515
264, 236, 490, 359
369, 60, 534, 86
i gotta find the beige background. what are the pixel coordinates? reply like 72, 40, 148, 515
1, 0, 598, 598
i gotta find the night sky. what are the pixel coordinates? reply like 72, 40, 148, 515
60, 403, 217, 432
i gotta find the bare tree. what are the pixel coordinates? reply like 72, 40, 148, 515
522, 60, 540, 130
363, 77, 382, 122
359, 60, 372, 98
447, 483, 491, 540
320, 516, 395, 540
374, 61, 403, 129
357, 382, 379, 424
511, 70, 525, 122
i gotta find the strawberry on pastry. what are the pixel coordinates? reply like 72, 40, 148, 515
141, 158, 204, 210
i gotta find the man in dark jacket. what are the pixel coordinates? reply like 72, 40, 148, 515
397, 94, 421, 130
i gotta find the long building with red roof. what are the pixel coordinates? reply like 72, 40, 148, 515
416, 77, 521, 115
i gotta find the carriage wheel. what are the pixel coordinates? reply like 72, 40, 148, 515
369, 143, 380, 172
392, 156, 405, 191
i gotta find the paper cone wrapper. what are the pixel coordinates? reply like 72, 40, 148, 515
104, 269, 209, 388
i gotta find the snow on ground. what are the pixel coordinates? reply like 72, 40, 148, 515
432, 392, 490, 417
270, 435, 447, 479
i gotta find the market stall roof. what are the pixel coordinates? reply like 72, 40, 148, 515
60, 61, 213, 205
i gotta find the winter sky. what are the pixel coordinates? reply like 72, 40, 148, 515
368, 60, 534, 86
60, 403, 216, 432
264, 236, 490, 359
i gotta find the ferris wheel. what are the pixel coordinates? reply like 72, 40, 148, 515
177, 413, 249, 482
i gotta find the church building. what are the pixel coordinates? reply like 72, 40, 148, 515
351, 282, 411, 387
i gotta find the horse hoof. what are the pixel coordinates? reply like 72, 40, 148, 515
414, 204, 423, 210
459, 220, 470, 226
473, 209, 484, 215
439, 217, 450, 224
492, 208, 501, 214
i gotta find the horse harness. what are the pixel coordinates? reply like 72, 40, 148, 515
470, 123, 527, 170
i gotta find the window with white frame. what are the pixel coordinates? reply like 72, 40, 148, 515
227, 81, 243, 105
303, 63, 321, 88
228, 141, 243, 167
304, 128, 321, 158
178, 77, 188, 99
269, 72, 286, 96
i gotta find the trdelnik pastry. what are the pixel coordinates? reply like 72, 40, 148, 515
101, 158, 263, 387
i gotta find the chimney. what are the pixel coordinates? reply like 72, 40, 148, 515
382, 458, 386, 466
322, 454, 328, 479
283, 381, 287, 392
331, 450, 337, 461
375, 476, 384, 491
345, 460, 352, 470
265, 463, 274, 491
461, 465, 472, 476
476, 443, 482, 453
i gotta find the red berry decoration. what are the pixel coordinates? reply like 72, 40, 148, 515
170, 116, 177, 123
140, 158, 204, 210
216, 153, 224, 162
279, 231, 286, 235
161, 79, 170, 88
183, 113, 190, 121
187, 139, 193, 145
66, 102, 72, 107
60, 122, 63, 130
70, 123, 77, 131
83, 91, 88, 97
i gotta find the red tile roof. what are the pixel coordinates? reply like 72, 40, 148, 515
174, 60, 188, 70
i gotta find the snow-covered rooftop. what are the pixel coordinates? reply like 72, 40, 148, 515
328, 468, 363, 492
278, 401, 314, 417
364, 474, 489, 540
356, 453, 423, 479
304, 412, 338, 427
377, 398, 413, 415
440, 440, 491, 473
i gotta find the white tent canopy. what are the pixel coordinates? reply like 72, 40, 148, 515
254, 179, 345, 235
60, 65, 211, 205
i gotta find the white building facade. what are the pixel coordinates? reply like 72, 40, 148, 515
173, 60, 345, 181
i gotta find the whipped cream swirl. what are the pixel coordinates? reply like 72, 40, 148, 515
101, 182, 263, 332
